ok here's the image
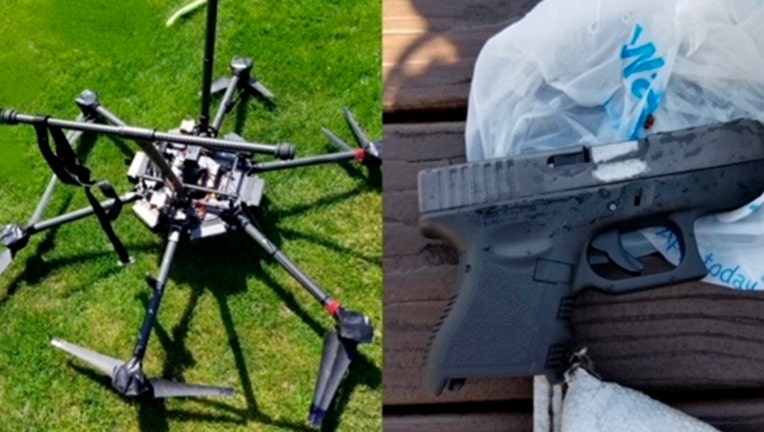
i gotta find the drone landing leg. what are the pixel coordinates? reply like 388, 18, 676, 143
1, 192, 140, 277
210, 71, 240, 134
233, 212, 374, 427
198, 0, 219, 134
51, 227, 235, 399
131, 228, 181, 363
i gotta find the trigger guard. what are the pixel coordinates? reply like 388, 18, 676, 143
573, 211, 707, 294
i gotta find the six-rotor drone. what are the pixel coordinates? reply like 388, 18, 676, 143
0, 0, 381, 427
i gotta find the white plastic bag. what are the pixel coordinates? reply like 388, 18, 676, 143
642, 193, 764, 290
466, 0, 764, 290
466, 0, 764, 160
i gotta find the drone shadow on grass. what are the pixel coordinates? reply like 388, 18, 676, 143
2, 124, 381, 430
0, 194, 74, 307
232, 93, 276, 138
262, 183, 382, 266
64, 186, 382, 432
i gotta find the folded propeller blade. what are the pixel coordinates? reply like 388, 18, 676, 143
309, 331, 357, 427
151, 379, 235, 398
249, 80, 275, 102
0, 249, 14, 277
321, 128, 353, 152
51, 338, 235, 399
51, 338, 122, 377
343, 108, 371, 148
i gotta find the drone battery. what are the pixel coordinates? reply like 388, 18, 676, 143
127, 152, 150, 183
190, 218, 229, 240
240, 176, 265, 207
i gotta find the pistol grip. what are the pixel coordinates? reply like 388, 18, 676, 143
425, 247, 573, 394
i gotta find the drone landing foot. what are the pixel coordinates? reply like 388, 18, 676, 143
51, 228, 234, 399
209, 57, 274, 134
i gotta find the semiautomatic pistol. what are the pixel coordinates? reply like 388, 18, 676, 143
418, 119, 764, 394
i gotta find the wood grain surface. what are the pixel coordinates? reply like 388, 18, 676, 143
383, 0, 538, 114
383, 399, 764, 432
385, 411, 533, 432
680, 398, 764, 432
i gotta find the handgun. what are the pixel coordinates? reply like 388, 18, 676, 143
418, 119, 764, 395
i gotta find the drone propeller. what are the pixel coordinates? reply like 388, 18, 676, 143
51, 338, 235, 399
210, 57, 275, 111
151, 379, 235, 398
309, 331, 357, 428
321, 127, 354, 152
51, 338, 122, 375
307, 306, 374, 427
343, 108, 372, 149
0, 249, 14, 276
321, 108, 382, 167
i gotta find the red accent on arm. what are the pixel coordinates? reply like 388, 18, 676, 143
354, 148, 367, 164
326, 300, 341, 316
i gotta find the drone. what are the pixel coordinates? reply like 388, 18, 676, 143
0, 0, 380, 428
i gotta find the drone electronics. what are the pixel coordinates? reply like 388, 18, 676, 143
0, 0, 381, 428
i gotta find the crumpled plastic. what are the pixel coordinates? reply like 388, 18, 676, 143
466, 0, 764, 290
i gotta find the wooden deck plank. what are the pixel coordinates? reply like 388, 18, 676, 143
384, 398, 764, 432
385, 412, 533, 432
680, 399, 764, 432
383, 0, 539, 114
383, 299, 532, 405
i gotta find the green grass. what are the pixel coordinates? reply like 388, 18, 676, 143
0, 0, 382, 431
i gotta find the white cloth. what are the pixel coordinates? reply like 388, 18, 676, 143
560, 369, 720, 432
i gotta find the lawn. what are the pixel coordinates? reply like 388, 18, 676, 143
0, 0, 382, 431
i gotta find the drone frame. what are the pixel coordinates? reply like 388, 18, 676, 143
0, 0, 380, 428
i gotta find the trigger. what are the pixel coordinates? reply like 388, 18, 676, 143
590, 229, 644, 274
